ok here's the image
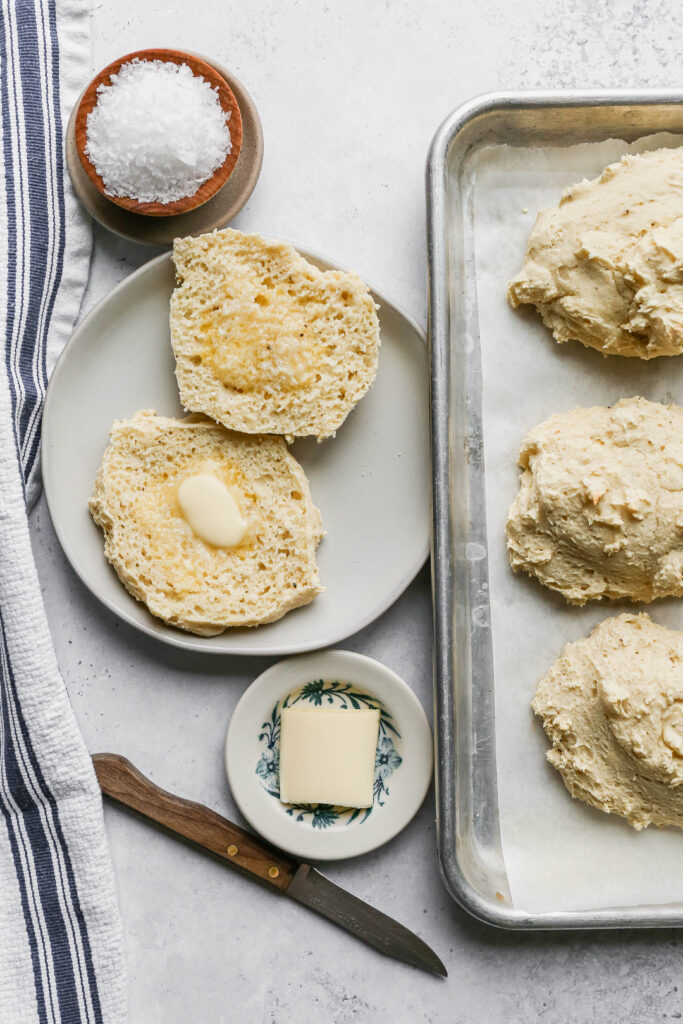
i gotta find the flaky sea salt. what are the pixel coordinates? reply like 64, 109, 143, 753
85, 59, 233, 205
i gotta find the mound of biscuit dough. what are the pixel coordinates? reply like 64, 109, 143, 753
508, 146, 683, 358
534, 613, 683, 830
170, 228, 380, 440
506, 396, 683, 605
89, 411, 323, 635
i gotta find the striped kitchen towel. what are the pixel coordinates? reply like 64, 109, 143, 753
0, 1, 127, 1022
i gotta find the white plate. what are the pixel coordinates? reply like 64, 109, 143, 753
42, 247, 429, 655
225, 650, 433, 860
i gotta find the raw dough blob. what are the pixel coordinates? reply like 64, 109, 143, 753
533, 613, 683, 830
508, 147, 683, 359
506, 396, 683, 604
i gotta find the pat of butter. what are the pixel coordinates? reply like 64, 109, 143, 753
279, 707, 380, 808
177, 474, 247, 548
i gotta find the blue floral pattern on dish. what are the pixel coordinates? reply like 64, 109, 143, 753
255, 680, 402, 827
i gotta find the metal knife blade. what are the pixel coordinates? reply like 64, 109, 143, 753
93, 753, 446, 977
287, 863, 447, 977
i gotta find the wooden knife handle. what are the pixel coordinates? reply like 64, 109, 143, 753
93, 752, 297, 892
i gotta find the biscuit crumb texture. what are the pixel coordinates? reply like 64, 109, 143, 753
506, 396, 683, 604
508, 147, 683, 358
534, 613, 683, 830
170, 229, 380, 439
89, 411, 323, 635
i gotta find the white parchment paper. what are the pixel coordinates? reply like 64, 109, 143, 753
473, 133, 683, 914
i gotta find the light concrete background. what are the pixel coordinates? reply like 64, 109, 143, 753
30, 1, 683, 1020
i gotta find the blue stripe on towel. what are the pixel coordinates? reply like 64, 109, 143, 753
0, 3, 103, 1019
1, 0, 66, 495
0, 795, 51, 1024
0, 610, 103, 1024
18, 0, 66, 481
0, 1, 21, 467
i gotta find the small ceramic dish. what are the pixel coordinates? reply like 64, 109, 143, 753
74, 48, 243, 217
225, 650, 433, 860
65, 53, 263, 245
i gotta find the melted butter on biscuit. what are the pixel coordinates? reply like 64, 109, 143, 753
198, 293, 319, 392
177, 474, 247, 548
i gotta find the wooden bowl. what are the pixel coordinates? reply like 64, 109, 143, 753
75, 48, 244, 217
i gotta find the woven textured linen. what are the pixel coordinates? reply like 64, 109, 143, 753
0, 1, 127, 1021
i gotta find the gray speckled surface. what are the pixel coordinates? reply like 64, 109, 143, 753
31, 1, 683, 1020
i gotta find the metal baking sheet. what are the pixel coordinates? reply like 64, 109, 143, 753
427, 90, 683, 929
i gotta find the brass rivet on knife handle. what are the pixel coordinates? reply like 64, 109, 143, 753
92, 753, 297, 892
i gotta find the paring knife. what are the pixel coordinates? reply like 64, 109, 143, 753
93, 753, 446, 977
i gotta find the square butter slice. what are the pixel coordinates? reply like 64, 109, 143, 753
279, 707, 380, 808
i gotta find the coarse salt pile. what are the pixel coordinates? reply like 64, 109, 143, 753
85, 59, 233, 205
